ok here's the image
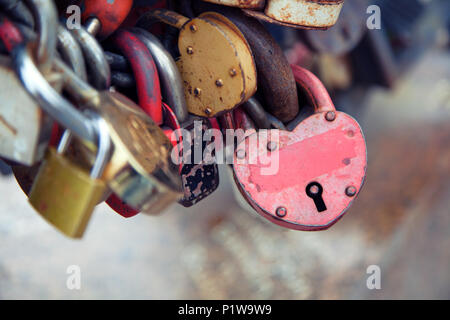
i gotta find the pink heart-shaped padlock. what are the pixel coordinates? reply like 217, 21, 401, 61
233, 65, 367, 230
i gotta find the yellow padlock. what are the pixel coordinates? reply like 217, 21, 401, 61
29, 120, 111, 239
144, 9, 257, 118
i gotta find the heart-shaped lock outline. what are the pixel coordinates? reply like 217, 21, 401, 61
233, 65, 367, 231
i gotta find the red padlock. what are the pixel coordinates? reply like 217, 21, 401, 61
232, 65, 367, 231
80, 0, 133, 39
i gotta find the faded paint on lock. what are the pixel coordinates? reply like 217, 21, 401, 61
264, 0, 345, 28
176, 12, 257, 117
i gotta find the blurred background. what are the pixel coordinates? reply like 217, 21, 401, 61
0, 0, 449, 299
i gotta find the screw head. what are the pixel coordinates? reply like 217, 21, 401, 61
236, 149, 246, 159
186, 46, 194, 54
267, 141, 277, 152
215, 79, 224, 87
190, 24, 197, 32
193, 87, 202, 97
325, 111, 336, 122
345, 186, 357, 197
204, 107, 212, 115
229, 68, 237, 77
276, 207, 287, 218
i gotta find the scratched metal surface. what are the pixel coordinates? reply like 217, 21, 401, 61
0, 49, 449, 299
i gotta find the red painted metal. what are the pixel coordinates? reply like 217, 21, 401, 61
80, 0, 133, 39
111, 29, 163, 125
0, 16, 23, 52
0, 18, 63, 146
232, 65, 367, 231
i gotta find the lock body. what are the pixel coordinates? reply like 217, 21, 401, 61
178, 117, 219, 207
170, 10, 257, 117
29, 147, 107, 238
0, 55, 52, 165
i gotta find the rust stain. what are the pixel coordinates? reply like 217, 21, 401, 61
0, 115, 17, 135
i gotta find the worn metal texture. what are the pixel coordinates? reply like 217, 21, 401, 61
265, 0, 344, 28
80, 0, 133, 39
194, 3, 299, 122
148, 9, 257, 117
202, 0, 265, 9
110, 29, 163, 125
0, 55, 52, 166
181, 11, 257, 117
233, 66, 367, 230
0, 47, 448, 299
241, 0, 343, 30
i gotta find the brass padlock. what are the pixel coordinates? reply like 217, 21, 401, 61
29, 116, 111, 238
0, 54, 53, 165
140, 9, 257, 118
14, 42, 183, 215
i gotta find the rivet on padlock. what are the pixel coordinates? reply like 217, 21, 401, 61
232, 65, 367, 231
138, 9, 257, 118
29, 115, 112, 238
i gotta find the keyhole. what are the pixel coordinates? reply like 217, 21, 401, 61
306, 182, 327, 212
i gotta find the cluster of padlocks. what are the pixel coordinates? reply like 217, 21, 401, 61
0, 0, 367, 238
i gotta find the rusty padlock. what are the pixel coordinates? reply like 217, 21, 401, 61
201, 0, 345, 29
232, 65, 367, 231
192, 3, 299, 122
80, 0, 133, 39
138, 9, 257, 118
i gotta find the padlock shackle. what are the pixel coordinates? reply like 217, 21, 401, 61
0, 15, 24, 51
291, 64, 336, 113
70, 24, 111, 90
13, 43, 98, 144
24, 0, 58, 74
111, 29, 163, 125
131, 27, 189, 123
